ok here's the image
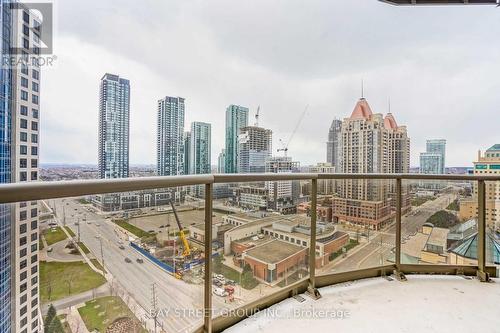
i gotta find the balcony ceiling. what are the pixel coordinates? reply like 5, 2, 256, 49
225, 275, 500, 333
380, 0, 498, 5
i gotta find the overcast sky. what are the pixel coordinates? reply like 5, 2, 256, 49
40, 0, 500, 168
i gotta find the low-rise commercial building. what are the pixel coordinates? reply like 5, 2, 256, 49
242, 239, 307, 284
223, 214, 276, 255
92, 189, 173, 211
261, 217, 349, 268
297, 201, 332, 222
223, 212, 349, 268
233, 185, 269, 210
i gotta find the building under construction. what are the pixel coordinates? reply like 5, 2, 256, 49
238, 126, 273, 173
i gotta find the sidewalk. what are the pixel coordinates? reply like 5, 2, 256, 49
55, 214, 105, 277
60, 305, 90, 333
42, 283, 110, 315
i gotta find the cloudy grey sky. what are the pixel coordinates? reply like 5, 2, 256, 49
41, 0, 500, 167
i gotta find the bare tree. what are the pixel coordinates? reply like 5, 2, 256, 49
109, 278, 116, 296
46, 272, 54, 301
64, 268, 77, 296
124, 292, 131, 308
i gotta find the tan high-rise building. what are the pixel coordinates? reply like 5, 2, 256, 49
332, 98, 410, 230
306, 163, 337, 195
459, 145, 500, 231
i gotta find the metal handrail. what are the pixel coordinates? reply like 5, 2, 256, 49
0, 173, 498, 204
0, 174, 214, 203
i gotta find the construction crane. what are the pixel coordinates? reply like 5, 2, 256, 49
169, 200, 191, 257
254, 105, 260, 127
277, 105, 308, 157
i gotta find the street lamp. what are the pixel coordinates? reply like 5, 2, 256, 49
96, 234, 105, 276
77, 217, 81, 243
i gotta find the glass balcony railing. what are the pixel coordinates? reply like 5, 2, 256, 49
1, 173, 498, 333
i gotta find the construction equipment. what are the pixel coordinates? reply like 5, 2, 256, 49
169, 201, 191, 257
277, 104, 308, 157
254, 105, 260, 127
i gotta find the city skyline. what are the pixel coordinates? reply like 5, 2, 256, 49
40, 1, 500, 168
1, 2, 499, 333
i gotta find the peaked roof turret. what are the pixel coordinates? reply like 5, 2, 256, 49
349, 98, 373, 120
384, 113, 398, 129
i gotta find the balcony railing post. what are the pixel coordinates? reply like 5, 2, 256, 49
394, 177, 406, 281
306, 178, 321, 299
204, 183, 213, 332
477, 179, 489, 282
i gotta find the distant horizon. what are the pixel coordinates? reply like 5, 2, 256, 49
40, 162, 473, 169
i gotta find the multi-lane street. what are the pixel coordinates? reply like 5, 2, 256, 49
49, 198, 223, 333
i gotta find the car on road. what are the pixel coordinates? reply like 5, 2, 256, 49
119, 245, 125, 250
124, 257, 132, 263
212, 287, 227, 297
86, 221, 91, 224
212, 279, 223, 287
47, 247, 53, 253
96, 223, 100, 227
136, 258, 144, 263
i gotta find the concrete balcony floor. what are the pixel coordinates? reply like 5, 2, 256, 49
225, 275, 500, 333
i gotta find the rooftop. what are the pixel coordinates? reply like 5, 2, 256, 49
402, 232, 429, 258
226, 216, 280, 233
449, 232, 500, 264
349, 98, 373, 120
426, 227, 449, 249
232, 234, 272, 249
225, 276, 500, 333
486, 144, 500, 152
243, 239, 305, 264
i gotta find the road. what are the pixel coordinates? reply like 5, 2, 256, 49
49, 198, 230, 333
319, 191, 457, 273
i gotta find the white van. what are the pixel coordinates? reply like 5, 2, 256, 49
212, 287, 227, 297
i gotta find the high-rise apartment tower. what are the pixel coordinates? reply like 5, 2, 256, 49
224, 104, 248, 173
98, 73, 130, 179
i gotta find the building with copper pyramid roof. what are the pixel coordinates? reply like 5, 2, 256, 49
332, 97, 410, 230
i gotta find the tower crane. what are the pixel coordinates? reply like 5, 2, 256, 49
254, 106, 260, 127
277, 105, 308, 157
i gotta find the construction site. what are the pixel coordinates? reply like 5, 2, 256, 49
124, 200, 217, 282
